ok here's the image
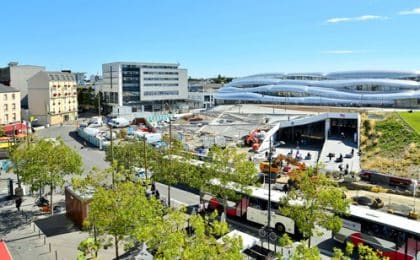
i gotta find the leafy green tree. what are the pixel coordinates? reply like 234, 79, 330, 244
147, 210, 242, 259
281, 167, 349, 246
77, 237, 100, 260
332, 242, 388, 260
105, 140, 157, 181
86, 181, 164, 259
149, 137, 189, 206
12, 138, 82, 214
278, 233, 293, 257
290, 241, 321, 260
205, 146, 258, 221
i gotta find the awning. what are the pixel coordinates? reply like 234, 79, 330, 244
0, 241, 12, 260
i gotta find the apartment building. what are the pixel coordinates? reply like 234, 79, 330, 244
101, 62, 188, 111
28, 71, 78, 125
0, 62, 45, 108
0, 84, 21, 125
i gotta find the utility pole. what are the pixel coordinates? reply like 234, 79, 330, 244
97, 91, 101, 117
165, 102, 172, 207
143, 137, 148, 179
267, 137, 273, 232
110, 125, 114, 187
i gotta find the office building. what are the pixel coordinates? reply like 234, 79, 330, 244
0, 84, 21, 125
215, 70, 420, 108
101, 62, 188, 111
188, 80, 221, 109
0, 62, 45, 108
28, 71, 78, 125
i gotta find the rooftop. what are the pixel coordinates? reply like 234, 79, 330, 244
0, 83, 19, 93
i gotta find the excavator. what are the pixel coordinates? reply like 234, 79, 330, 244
259, 154, 306, 174
243, 129, 264, 147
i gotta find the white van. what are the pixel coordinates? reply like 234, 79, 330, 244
108, 118, 130, 128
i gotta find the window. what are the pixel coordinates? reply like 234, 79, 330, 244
12, 93, 15, 100
3, 94, 7, 101
4, 114, 8, 122
143, 90, 179, 96
12, 104, 16, 110
12, 113, 16, 121
143, 83, 179, 87
3, 104, 8, 111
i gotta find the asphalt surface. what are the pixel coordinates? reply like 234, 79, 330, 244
33, 124, 338, 258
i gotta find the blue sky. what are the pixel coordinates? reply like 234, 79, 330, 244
1, 0, 420, 77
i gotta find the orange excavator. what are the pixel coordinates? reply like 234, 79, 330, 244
243, 129, 262, 147
259, 154, 306, 174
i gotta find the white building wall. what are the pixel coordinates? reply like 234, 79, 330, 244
101, 62, 188, 107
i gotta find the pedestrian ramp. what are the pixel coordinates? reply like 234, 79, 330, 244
319, 139, 360, 173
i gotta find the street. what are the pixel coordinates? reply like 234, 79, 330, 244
40, 125, 339, 257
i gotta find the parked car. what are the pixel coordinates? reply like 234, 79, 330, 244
108, 118, 130, 128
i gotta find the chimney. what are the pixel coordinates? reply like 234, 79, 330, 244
8, 62, 18, 67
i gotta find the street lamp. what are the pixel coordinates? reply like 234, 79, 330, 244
164, 103, 172, 207
267, 137, 273, 231
143, 136, 148, 180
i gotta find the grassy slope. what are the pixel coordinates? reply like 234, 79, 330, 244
361, 113, 420, 177
398, 111, 420, 134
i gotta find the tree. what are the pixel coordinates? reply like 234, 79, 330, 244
86, 181, 164, 259
278, 233, 293, 257
204, 146, 258, 221
280, 167, 349, 246
77, 237, 100, 260
105, 140, 157, 181
291, 242, 321, 259
332, 242, 388, 260
146, 210, 242, 259
149, 137, 189, 207
11, 138, 82, 214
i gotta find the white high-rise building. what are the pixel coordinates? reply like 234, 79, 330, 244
101, 62, 188, 111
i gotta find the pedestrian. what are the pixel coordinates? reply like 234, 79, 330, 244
338, 164, 343, 172
341, 132, 345, 139
155, 190, 160, 200
15, 196, 22, 211
351, 148, 354, 156
151, 182, 156, 194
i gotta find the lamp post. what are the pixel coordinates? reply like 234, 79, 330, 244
267, 137, 273, 231
109, 124, 115, 187
165, 103, 172, 207
143, 136, 148, 180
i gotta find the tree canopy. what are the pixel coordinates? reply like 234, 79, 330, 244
11, 138, 83, 214
280, 167, 349, 244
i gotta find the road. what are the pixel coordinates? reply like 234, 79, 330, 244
34, 125, 338, 258
36, 125, 109, 174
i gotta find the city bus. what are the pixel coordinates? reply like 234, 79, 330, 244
167, 154, 301, 237
206, 178, 301, 237
334, 205, 420, 259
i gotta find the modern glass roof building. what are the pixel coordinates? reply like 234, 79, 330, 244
214, 71, 420, 108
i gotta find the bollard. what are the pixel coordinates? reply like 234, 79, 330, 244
49, 243, 51, 253
44, 236, 46, 245
55, 250, 57, 260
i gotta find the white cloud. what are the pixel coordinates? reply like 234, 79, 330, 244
326, 15, 387, 23
399, 8, 420, 15
322, 50, 365, 54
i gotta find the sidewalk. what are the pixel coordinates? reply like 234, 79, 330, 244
1, 194, 117, 260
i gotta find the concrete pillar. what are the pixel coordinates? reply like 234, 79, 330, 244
325, 118, 330, 140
